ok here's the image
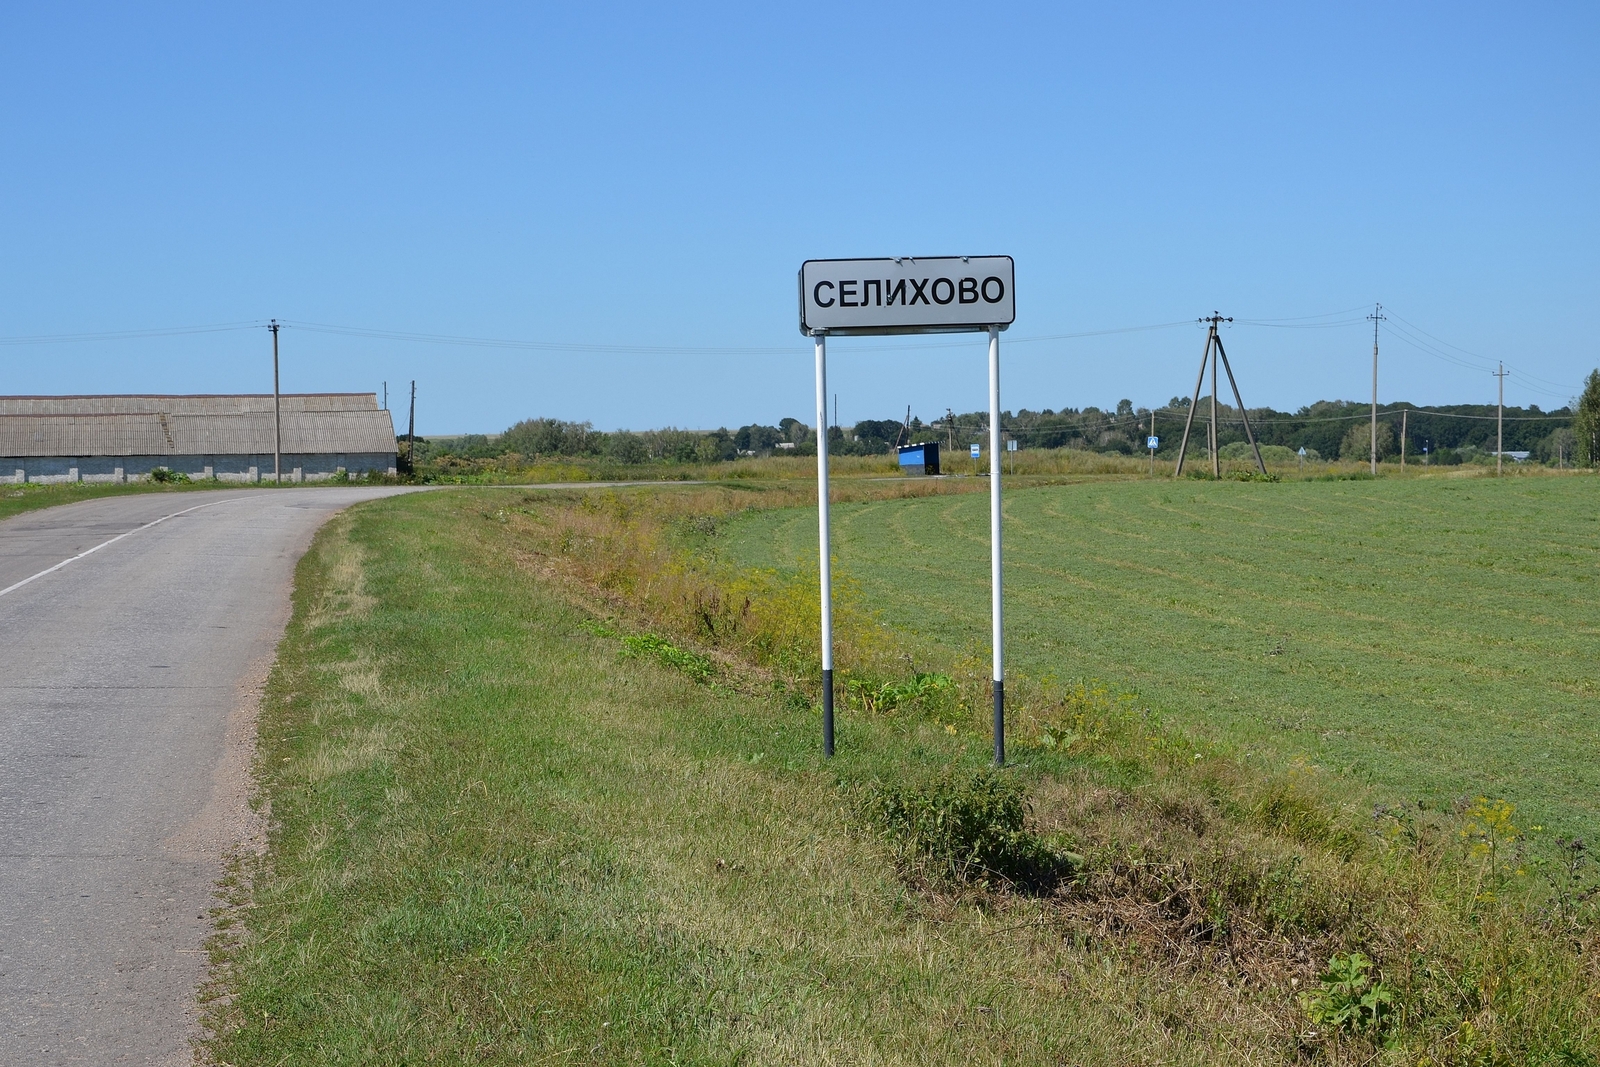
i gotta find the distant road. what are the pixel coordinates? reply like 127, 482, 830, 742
0, 488, 411, 1066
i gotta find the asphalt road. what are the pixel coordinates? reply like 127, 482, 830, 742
0, 488, 412, 1065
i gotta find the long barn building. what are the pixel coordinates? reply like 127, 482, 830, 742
0, 394, 398, 484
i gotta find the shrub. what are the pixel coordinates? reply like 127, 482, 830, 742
868, 769, 1077, 891
1576, 369, 1600, 467
1340, 420, 1397, 461
148, 467, 189, 483
1218, 441, 1297, 464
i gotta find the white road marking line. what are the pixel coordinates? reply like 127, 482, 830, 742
0, 498, 241, 600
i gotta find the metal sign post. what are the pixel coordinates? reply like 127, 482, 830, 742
813, 331, 834, 757
987, 325, 1005, 765
970, 441, 981, 475
1147, 435, 1159, 475
799, 256, 1015, 762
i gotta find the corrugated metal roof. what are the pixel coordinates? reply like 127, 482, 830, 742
0, 394, 379, 416
0, 395, 396, 457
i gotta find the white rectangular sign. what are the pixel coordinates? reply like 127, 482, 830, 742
799, 256, 1015, 336
970, 443, 982, 458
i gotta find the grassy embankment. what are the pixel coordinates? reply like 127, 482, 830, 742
0, 480, 218, 521
205, 479, 1600, 1064
0, 474, 412, 524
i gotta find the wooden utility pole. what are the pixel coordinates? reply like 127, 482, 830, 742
270, 320, 281, 484
1367, 304, 1385, 475
1400, 409, 1407, 470
1495, 363, 1508, 476
407, 380, 417, 469
1174, 314, 1267, 478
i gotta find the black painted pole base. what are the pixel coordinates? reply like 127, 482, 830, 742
993, 679, 1005, 766
822, 668, 835, 757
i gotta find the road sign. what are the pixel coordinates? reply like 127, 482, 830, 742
799, 256, 1015, 336
802, 254, 1015, 768
1006, 439, 1017, 452
1147, 436, 1159, 449
1298, 447, 1307, 456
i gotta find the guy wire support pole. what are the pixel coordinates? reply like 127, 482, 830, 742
813, 330, 834, 757
407, 380, 416, 468
1209, 325, 1219, 479
1368, 304, 1385, 476
1173, 324, 1212, 476
1213, 329, 1268, 475
1401, 408, 1407, 470
270, 320, 281, 484
988, 325, 1005, 766
1174, 315, 1233, 477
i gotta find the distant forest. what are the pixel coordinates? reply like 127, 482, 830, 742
418, 396, 1582, 468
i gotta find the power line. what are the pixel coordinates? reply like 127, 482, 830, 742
0, 321, 265, 345
281, 318, 1200, 355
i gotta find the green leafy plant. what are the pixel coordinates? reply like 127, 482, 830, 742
1298, 951, 1394, 1033
619, 631, 715, 683
148, 466, 190, 483
845, 671, 953, 713
868, 769, 1077, 891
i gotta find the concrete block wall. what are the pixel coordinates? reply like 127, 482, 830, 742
0, 453, 397, 485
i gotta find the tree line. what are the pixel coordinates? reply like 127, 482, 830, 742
419, 371, 1600, 468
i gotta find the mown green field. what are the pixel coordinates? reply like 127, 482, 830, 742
723, 473, 1600, 837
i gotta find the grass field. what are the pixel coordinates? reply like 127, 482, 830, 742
721, 473, 1600, 839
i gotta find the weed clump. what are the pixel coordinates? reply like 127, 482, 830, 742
1299, 951, 1394, 1035
618, 632, 715, 683
844, 671, 953, 715
868, 769, 1078, 892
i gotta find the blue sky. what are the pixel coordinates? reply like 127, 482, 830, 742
2, 2, 1595, 432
